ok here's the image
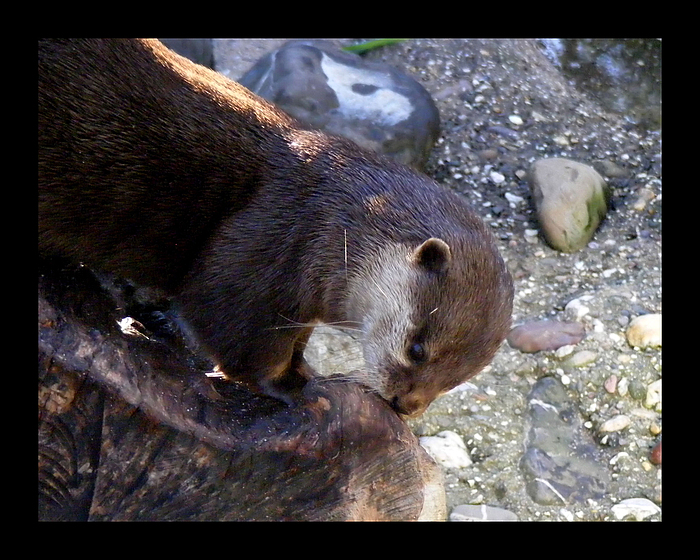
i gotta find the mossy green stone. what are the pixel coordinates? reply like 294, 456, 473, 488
530, 158, 609, 252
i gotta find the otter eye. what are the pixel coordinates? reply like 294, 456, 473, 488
408, 342, 427, 364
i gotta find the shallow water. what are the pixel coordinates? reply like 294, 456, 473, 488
538, 39, 661, 130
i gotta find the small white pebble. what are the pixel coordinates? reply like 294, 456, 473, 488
504, 192, 523, 204
611, 498, 660, 521
508, 114, 523, 125
559, 508, 574, 521
490, 171, 506, 184
600, 414, 631, 433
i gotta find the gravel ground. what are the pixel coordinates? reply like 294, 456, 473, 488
212, 38, 662, 521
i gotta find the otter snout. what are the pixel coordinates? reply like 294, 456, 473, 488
390, 393, 432, 418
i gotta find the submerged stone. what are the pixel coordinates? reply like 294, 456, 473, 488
519, 377, 609, 505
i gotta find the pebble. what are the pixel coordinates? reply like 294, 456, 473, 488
490, 171, 506, 184
478, 148, 499, 160
629, 380, 647, 401
450, 504, 518, 521
617, 376, 630, 396
595, 159, 627, 178
650, 440, 662, 465
508, 114, 523, 126
564, 297, 591, 321
626, 313, 662, 348
507, 320, 586, 353
632, 187, 656, 211
599, 414, 631, 433
557, 508, 574, 521
630, 407, 657, 421
486, 125, 519, 140
611, 498, 661, 521
524, 229, 539, 244
609, 451, 629, 466
419, 430, 472, 470
504, 192, 524, 205
567, 350, 597, 367
645, 379, 662, 410
604, 374, 618, 394
433, 78, 472, 100
554, 344, 575, 358
617, 353, 632, 364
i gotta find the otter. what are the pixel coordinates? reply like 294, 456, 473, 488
38, 38, 513, 416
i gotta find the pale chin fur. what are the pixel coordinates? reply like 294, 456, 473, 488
344, 242, 418, 400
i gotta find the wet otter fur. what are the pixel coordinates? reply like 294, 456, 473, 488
38, 38, 513, 415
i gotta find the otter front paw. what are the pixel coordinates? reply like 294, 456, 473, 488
253, 357, 317, 406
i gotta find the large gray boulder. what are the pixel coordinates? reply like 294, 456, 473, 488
239, 40, 440, 169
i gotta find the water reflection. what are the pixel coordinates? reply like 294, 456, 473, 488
538, 39, 661, 130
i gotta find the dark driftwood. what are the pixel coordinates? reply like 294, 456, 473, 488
38, 262, 444, 521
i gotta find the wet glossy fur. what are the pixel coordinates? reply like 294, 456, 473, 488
38, 38, 513, 414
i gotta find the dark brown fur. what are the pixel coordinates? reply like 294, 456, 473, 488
38, 38, 513, 413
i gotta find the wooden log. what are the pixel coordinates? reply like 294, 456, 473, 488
38, 262, 445, 521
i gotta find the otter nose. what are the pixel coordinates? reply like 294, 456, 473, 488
391, 394, 429, 417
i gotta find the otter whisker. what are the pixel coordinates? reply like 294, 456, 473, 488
270, 313, 318, 329
322, 323, 365, 334
367, 273, 390, 301
268, 323, 317, 330
322, 371, 380, 394
269, 316, 364, 334
344, 228, 348, 287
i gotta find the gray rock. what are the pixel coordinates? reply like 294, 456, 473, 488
529, 157, 608, 252
238, 39, 440, 169
645, 379, 662, 411
160, 38, 214, 68
419, 430, 472, 470
520, 377, 609, 505
450, 504, 518, 521
594, 159, 628, 178
611, 498, 661, 521
564, 296, 592, 321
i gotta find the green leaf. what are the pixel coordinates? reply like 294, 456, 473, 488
342, 39, 408, 54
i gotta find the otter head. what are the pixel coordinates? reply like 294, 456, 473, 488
346, 235, 513, 417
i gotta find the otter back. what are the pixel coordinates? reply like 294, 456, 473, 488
38, 39, 513, 412
39, 38, 296, 291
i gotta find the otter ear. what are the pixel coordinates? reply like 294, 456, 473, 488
411, 237, 451, 273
